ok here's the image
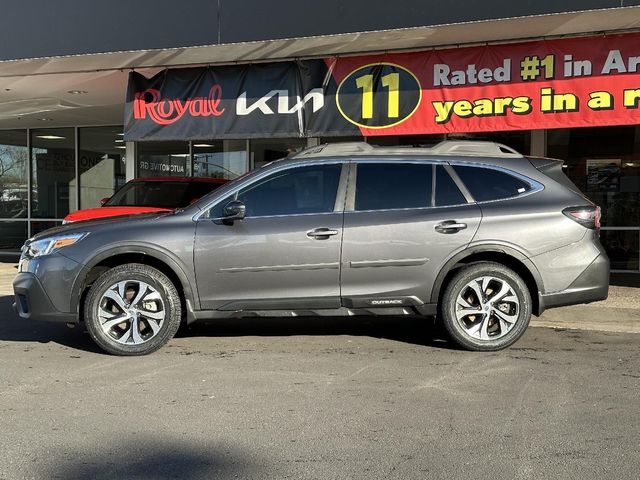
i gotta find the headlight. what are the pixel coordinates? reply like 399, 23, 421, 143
24, 233, 88, 258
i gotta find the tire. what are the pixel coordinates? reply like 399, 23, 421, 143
84, 263, 182, 356
440, 262, 532, 351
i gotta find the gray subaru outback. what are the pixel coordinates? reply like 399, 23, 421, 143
13, 141, 609, 355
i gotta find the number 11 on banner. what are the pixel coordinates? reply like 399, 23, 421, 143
356, 73, 400, 119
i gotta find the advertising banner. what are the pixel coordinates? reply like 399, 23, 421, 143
124, 33, 640, 141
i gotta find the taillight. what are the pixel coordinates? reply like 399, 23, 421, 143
562, 206, 600, 230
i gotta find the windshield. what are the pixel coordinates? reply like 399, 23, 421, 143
105, 181, 221, 209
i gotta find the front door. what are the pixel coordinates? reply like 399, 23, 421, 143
194, 162, 346, 311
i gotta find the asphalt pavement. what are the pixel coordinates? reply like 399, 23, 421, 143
1, 264, 639, 479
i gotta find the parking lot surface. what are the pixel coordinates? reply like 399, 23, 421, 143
1, 282, 639, 480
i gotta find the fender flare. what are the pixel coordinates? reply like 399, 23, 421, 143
430, 243, 545, 305
70, 242, 198, 315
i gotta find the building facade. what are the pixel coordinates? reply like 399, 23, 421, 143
0, 0, 639, 272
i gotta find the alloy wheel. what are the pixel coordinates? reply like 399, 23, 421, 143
454, 276, 520, 341
98, 280, 166, 345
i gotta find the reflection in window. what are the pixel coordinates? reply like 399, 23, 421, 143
31, 128, 76, 218
193, 140, 247, 179
250, 138, 306, 170
600, 230, 639, 271
137, 141, 190, 177
0, 130, 28, 219
78, 127, 126, 209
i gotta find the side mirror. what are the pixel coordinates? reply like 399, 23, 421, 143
220, 200, 246, 224
99, 197, 110, 206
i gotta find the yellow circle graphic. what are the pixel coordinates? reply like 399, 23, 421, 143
335, 62, 422, 129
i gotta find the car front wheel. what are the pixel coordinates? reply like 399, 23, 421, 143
440, 262, 532, 351
84, 263, 182, 356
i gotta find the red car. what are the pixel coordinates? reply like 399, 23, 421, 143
63, 176, 227, 223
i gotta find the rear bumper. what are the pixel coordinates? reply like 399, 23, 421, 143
538, 253, 609, 314
13, 272, 79, 323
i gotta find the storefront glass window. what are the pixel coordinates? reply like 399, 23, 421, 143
31, 128, 76, 219
250, 138, 307, 170
0, 130, 28, 219
193, 140, 247, 179
78, 127, 126, 208
137, 141, 190, 177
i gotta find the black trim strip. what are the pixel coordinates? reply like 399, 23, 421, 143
349, 258, 429, 268
220, 262, 340, 273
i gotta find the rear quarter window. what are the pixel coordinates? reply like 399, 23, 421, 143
452, 165, 533, 202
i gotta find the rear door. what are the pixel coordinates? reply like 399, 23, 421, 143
340, 160, 481, 308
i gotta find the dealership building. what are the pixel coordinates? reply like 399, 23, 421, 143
0, 1, 639, 272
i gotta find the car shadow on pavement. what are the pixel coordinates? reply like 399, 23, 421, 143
33, 436, 255, 480
0, 295, 103, 354
182, 314, 455, 350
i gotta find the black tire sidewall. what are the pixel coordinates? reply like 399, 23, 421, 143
441, 262, 532, 351
84, 264, 182, 356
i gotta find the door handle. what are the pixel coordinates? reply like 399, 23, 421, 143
434, 220, 467, 234
307, 228, 339, 239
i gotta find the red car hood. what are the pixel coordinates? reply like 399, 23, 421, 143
63, 206, 172, 223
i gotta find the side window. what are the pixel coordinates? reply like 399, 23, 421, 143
435, 166, 467, 207
355, 163, 432, 211
236, 164, 342, 217
452, 165, 532, 202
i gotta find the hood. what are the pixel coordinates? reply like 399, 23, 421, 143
63, 206, 172, 223
32, 211, 175, 241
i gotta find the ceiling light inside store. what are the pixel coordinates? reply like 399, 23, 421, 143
115, 139, 124, 143
114, 146, 126, 149
194, 143, 214, 147
36, 135, 65, 140
625, 162, 636, 167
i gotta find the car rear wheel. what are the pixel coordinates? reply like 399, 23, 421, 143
440, 262, 531, 351
84, 263, 181, 356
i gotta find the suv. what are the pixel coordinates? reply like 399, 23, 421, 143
13, 141, 609, 356
63, 176, 227, 223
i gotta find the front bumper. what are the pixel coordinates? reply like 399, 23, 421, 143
13, 272, 79, 323
538, 252, 609, 314
13, 252, 83, 323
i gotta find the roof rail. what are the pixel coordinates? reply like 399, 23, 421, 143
292, 142, 375, 158
291, 140, 523, 159
428, 141, 522, 157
